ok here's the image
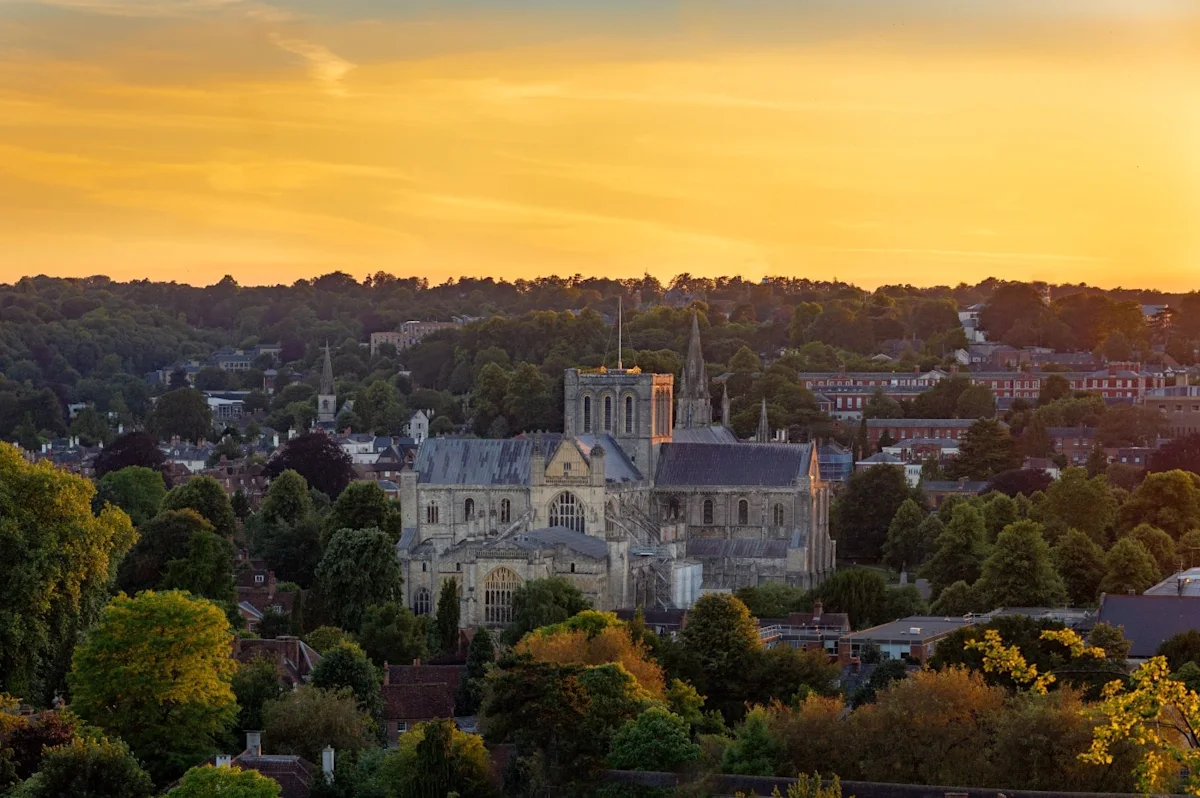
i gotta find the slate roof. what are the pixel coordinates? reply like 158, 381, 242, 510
655, 442, 814, 487
574, 434, 642, 482
687, 538, 791, 559
416, 435, 643, 486
1098, 594, 1200, 658
671, 426, 740, 445
514, 526, 608, 558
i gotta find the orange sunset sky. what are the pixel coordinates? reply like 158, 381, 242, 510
1, 0, 1198, 289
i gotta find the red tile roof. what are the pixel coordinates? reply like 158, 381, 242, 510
382, 682, 455, 722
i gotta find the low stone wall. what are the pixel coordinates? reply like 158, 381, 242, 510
603, 770, 1167, 798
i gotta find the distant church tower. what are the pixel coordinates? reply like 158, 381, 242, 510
317, 342, 337, 426
676, 312, 713, 429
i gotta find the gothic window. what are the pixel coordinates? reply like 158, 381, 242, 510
603, 395, 613, 432
582, 396, 593, 433
738, 499, 749, 525
549, 491, 585, 534
464, 498, 474, 520
702, 499, 714, 525
773, 503, 785, 526
624, 395, 634, 434
668, 498, 681, 520
426, 503, 439, 524
484, 567, 520, 626
413, 587, 432, 616
500, 498, 511, 523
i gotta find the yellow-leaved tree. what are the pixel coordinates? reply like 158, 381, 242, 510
517, 610, 665, 697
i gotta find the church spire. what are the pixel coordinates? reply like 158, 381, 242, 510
675, 311, 713, 429
755, 398, 770, 443
722, 382, 731, 427
320, 341, 335, 395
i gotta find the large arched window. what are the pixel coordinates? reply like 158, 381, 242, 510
773, 503, 785, 526
413, 587, 432, 616
702, 499, 714, 525
500, 498, 511, 524
464, 498, 475, 520
582, 396, 593, 433
603, 395, 613, 432
738, 499, 749, 525
484, 567, 520, 626
549, 491, 585, 534
624, 395, 634, 434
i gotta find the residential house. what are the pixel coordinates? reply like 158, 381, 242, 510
382, 661, 464, 746
231, 636, 322, 687
236, 565, 298, 634
198, 732, 327, 798
1047, 427, 1099, 466
202, 456, 269, 506
866, 418, 982, 450
1097, 593, 1200, 661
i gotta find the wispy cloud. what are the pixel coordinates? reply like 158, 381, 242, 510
269, 33, 356, 92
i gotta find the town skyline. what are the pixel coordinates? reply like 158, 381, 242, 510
2, 0, 1199, 290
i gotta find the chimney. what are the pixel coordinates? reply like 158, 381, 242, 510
267, 571, 277, 600
412, 658, 421, 667
382, 662, 390, 686
216, 754, 232, 768
246, 731, 262, 757
812, 600, 823, 622
321, 747, 335, 783
272, 432, 280, 447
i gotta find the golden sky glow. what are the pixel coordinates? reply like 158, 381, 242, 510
1, 0, 1199, 288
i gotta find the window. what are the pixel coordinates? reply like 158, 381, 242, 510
570, 563, 576, 573
702, 499, 714, 525
397, 721, 408, 734
549, 492, 585, 534
583, 396, 593, 433
738, 499, 749, 525
625, 396, 634, 434
484, 567, 520, 625
255, 574, 265, 584
413, 587, 431, 615
773, 503, 785, 526
464, 498, 474, 520
500, 498, 511, 523
426, 504, 439, 524
456, 562, 461, 572
604, 395, 613, 431
421, 562, 427, 572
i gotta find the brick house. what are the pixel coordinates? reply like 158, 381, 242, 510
232, 636, 322, 688
866, 418, 982, 450
1047, 427, 1098, 466
381, 662, 464, 746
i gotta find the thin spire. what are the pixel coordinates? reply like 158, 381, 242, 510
680, 311, 709, 400
320, 340, 334, 395
617, 296, 623, 371
756, 398, 770, 443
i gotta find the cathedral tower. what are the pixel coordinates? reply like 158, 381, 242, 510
317, 342, 337, 425
676, 312, 713, 429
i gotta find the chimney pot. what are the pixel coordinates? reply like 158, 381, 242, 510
812, 600, 823, 621
216, 754, 232, 768
321, 747, 335, 782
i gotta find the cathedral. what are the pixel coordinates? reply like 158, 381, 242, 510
396, 315, 836, 628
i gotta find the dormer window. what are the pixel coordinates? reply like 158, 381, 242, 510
255, 574, 265, 584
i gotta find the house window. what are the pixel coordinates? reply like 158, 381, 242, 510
484, 567, 520, 626
625, 396, 634, 434
738, 499, 749, 525
397, 721, 408, 734
773, 503, 785, 526
500, 498, 511, 523
702, 499, 714, 525
583, 396, 593, 433
426, 504, 439, 524
549, 492, 585, 534
255, 574, 265, 584
604, 395, 613, 432
464, 498, 474, 520
413, 587, 431, 616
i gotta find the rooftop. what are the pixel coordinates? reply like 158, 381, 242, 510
655, 442, 814, 487
1097, 593, 1200, 658
842, 615, 976, 642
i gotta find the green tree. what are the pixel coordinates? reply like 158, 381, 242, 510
13, 735, 153, 798
1125, 524, 1177, 578
981, 493, 1020, 543
1040, 467, 1116, 544
357, 602, 426, 667
253, 515, 323, 590
1117, 470, 1200, 538
1086, 443, 1110, 477
325, 481, 401, 543
160, 530, 236, 602
149, 388, 213, 443
305, 626, 355, 654
921, 502, 988, 598
94, 466, 167, 527
950, 418, 1021, 480
680, 594, 761, 720
1052, 529, 1107, 606
117, 509, 214, 595
1179, 529, 1200, 569
162, 476, 237, 538
0, 444, 137, 703
1157, 630, 1200, 671
70, 406, 113, 447
862, 388, 903, 420
1038, 374, 1072, 406
502, 577, 589, 644
378, 718, 497, 798
69, 591, 238, 784
830, 465, 922, 561
929, 580, 985, 615
975, 521, 1066, 607
1022, 415, 1053, 458
608, 707, 700, 772
436, 578, 461, 653
1100, 537, 1161, 596
315, 528, 404, 633
231, 655, 284, 737
812, 568, 889, 630
721, 706, 782, 776
167, 765, 281, 798
261, 686, 375, 765
472, 363, 511, 436
456, 628, 496, 716
264, 432, 355, 500
882, 498, 930, 571
258, 470, 313, 526
734, 582, 807, 619
310, 643, 384, 721
954, 384, 996, 419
